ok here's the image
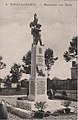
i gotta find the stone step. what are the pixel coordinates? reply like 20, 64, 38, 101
16, 100, 37, 111
16, 99, 64, 113
6, 104, 34, 118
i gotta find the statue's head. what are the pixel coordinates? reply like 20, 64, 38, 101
34, 13, 37, 18
34, 13, 38, 23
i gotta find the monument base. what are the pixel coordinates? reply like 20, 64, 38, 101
28, 77, 48, 101
28, 94, 48, 102
16, 99, 64, 112
7, 99, 75, 119
16, 100, 36, 111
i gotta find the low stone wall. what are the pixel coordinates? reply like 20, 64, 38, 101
16, 100, 36, 111
6, 104, 33, 118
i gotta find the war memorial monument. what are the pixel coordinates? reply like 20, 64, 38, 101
16, 14, 64, 118
17, 13, 48, 109
28, 13, 47, 101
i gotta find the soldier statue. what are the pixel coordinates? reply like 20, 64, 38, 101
30, 13, 43, 46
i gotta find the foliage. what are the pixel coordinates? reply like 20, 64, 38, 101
45, 48, 58, 71
22, 48, 58, 76
44, 111, 51, 117
63, 36, 77, 62
62, 100, 71, 114
21, 79, 29, 88
15, 84, 21, 91
10, 63, 22, 83
63, 100, 71, 108
52, 101, 71, 116
62, 91, 67, 96
34, 101, 47, 111
22, 51, 31, 74
52, 109, 65, 116
4, 75, 11, 88
34, 101, 47, 118
0, 56, 6, 70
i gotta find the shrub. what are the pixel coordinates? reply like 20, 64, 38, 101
34, 101, 47, 118
63, 100, 71, 108
21, 79, 29, 88
15, 84, 21, 91
34, 101, 47, 111
63, 100, 71, 114
52, 109, 64, 116
62, 90, 67, 96
34, 111, 44, 118
44, 111, 51, 117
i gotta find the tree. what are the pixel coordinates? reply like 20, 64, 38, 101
10, 63, 22, 83
63, 36, 77, 62
22, 51, 31, 74
4, 75, 11, 88
63, 36, 77, 80
22, 48, 58, 77
0, 56, 6, 70
45, 48, 58, 77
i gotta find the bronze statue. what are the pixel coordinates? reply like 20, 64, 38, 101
30, 13, 43, 46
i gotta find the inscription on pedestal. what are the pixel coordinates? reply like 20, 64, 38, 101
36, 47, 45, 77
37, 81, 45, 94
39, 47, 42, 54
30, 81, 35, 94
37, 56, 44, 63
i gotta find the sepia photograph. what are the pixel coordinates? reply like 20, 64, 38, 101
0, 0, 77, 119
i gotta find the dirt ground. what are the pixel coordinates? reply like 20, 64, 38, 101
8, 112, 77, 120
0, 96, 77, 120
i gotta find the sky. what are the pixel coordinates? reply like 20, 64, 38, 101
0, 0, 77, 79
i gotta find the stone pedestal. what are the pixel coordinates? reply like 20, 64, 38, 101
28, 45, 47, 101
16, 45, 48, 113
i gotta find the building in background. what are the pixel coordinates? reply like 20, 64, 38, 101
71, 61, 77, 80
